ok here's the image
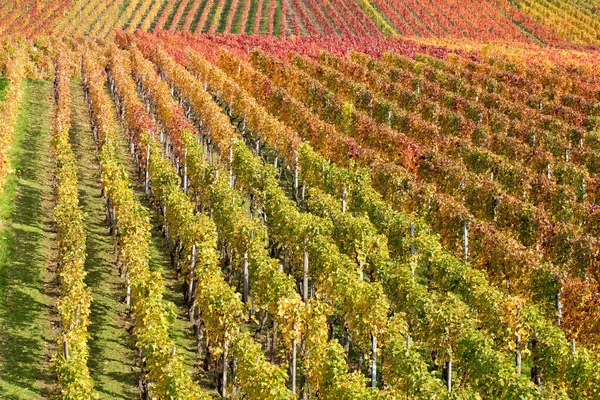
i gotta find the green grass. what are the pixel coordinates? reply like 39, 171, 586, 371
0, 79, 56, 399
189, 0, 209, 32
164, 0, 184, 29
146, 205, 204, 380
124, 149, 205, 384
0, 77, 9, 101
202, 0, 221, 33
230, 0, 245, 33
123, 0, 143, 30
118, 0, 132, 18
149, 0, 170, 31
245, 0, 259, 34
273, 0, 282, 37
178, 0, 197, 30
68, 80, 138, 399
137, 0, 159, 30
216, 0, 234, 33
259, 0, 271, 34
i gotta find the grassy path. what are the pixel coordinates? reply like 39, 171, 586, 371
147, 202, 204, 380
111, 97, 212, 390
0, 79, 56, 399
121, 130, 204, 385
69, 80, 139, 399
84, 77, 206, 391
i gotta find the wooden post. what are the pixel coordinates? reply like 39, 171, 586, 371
493, 198, 499, 221
447, 357, 452, 392
145, 143, 150, 194
410, 222, 415, 256
183, 149, 188, 194
371, 335, 377, 387
229, 146, 234, 189
242, 109, 247, 135
271, 321, 278, 363
410, 222, 415, 276
358, 352, 364, 373
531, 334, 541, 387
231, 361, 238, 400
359, 260, 364, 281
76, 304, 81, 326
556, 289, 562, 326
222, 338, 228, 399
344, 332, 350, 356
125, 276, 131, 307
62, 334, 69, 360
303, 238, 309, 302
292, 325, 297, 394
163, 205, 169, 243
516, 335, 521, 375
242, 251, 249, 304
188, 244, 197, 322
463, 220, 469, 261
294, 156, 299, 200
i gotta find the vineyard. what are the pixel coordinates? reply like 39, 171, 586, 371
0, 0, 599, 399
